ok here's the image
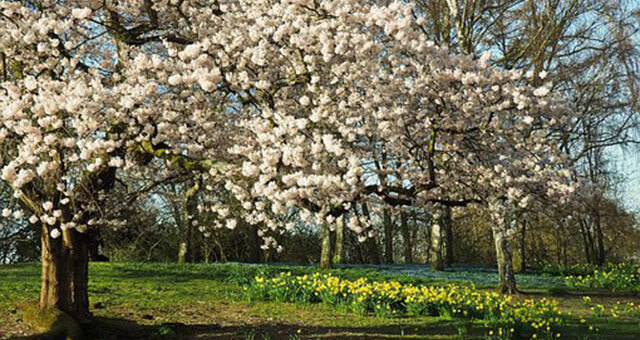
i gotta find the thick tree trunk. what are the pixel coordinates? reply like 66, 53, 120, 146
492, 226, 518, 294
400, 212, 413, 264
40, 224, 91, 321
333, 216, 344, 264
430, 214, 444, 271
383, 208, 394, 263
320, 224, 333, 268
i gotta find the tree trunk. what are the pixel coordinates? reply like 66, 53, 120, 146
555, 227, 562, 265
383, 208, 394, 263
247, 224, 262, 263
492, 226, 518, 294
361, 203, 381, 264
40, 224, 90, 321
430, 213, 444, 271
333, 216, 344, 264
593, 212, 606, 265
178, 180, 199, 263
519, 218, 527, 272
578, 218, 593, 264
562, 226, 569, 268
177, 242, 188, 263
400, 212, 413, 264
320, 224, 333, 268
354, 232, 366, 264
442, 206, 454, 266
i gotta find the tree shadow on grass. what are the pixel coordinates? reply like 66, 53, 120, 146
5, 316, 481, 340
6, 314, 640, 340
98, 264, 260, 284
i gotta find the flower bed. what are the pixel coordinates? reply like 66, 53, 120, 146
566, 263, 640, 293
246, 272, 565, 339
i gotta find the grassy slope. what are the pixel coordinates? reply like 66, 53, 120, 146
0, 262, 638, 340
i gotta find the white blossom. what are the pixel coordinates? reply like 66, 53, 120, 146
71, 8, 91, 20
24, 76, 38, 91
226, 219, 237, 230
50, 228, 61, 239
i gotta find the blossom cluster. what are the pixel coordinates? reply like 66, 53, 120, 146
0, 0, 579, 245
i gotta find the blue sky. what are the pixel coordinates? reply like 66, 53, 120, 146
612, 146, 640, 212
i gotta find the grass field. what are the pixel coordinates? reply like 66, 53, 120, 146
1, 262, 639, 339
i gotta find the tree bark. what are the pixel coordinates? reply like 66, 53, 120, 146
333, 216, 344, 264
593, 212, 606, 265
320, 224, 333, 268
383, 208, 394, 264
247, 223, 262, 263
578, 217, 593, 264
400, 211, 413, 264
519, 218, 527, 272
177, 242, 188, 263
361, 203, 381, 264
430, 213, 444, 271
442, 206, 454, 266
492, 225, 518, 294
40, 224, 90, 321
353, 232, 366, 264
179, 181, 199, 263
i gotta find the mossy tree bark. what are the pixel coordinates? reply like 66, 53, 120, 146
40, 224, 90, 321
38, 166, 120, 323
492, 225, 518, 294
430, 213, 445, 271
333, 216, 344, 264
320, 223, 333, 269
179, 180, 200, 263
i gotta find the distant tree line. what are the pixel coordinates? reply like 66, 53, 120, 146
2, 173, 637, 269
1, 0, 639, 272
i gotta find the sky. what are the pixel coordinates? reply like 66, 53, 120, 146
614, 0, 640, 213
612, 146, 640, 212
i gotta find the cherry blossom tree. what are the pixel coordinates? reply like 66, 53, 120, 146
0, 0, 239, 321
216, 2, 578, 292
0, 0, 577, 326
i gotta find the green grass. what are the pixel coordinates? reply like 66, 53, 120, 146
1, 262, 639, 339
